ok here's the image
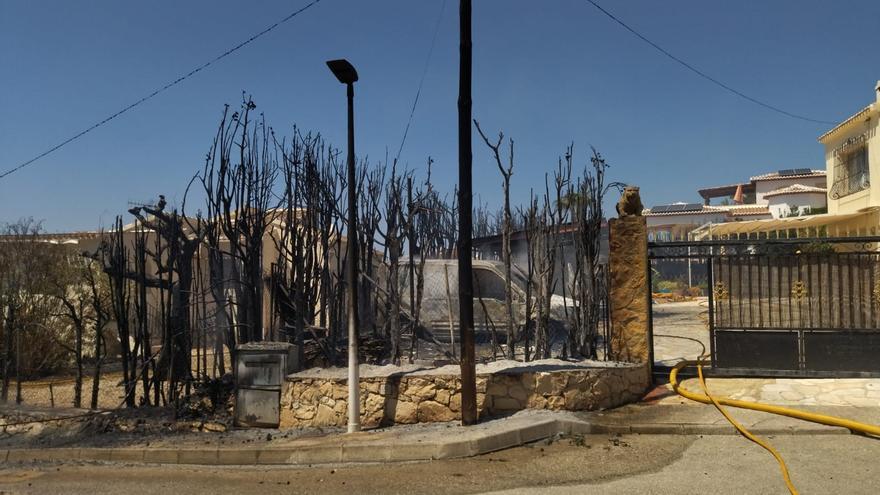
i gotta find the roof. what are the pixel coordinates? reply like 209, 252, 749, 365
818, 102, 876, 144
699, 170, 824, 200
691, 207, 880, 240
644, 204, 725, 217
698, 182, 755, 201
717, 205, 773, 216
644, 203, 772, 219
471, 220, 609, 245
749, 170, 825, 181
762, 184, 828, 199
0, 231, 102, 244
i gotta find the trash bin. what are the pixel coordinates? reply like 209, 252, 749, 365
234, 342, 294, 427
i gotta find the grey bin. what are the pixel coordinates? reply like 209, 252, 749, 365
234, 342, 295, 428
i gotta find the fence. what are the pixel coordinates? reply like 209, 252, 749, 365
649, 236, 880, 376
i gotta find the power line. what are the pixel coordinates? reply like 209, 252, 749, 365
0, 0, 324, 181
394, 0, 448, 165
583, 0, 836, 125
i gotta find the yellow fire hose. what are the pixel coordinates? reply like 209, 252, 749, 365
670, 360, 880, 495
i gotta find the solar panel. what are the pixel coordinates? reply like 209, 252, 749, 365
778, 169, 796, 176
651, 203, 705, 214
794, 168, 812, 175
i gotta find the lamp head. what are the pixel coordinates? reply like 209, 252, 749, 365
326, 59, 358, 84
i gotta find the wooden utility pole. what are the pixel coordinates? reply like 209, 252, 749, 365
457, 0, 477, 426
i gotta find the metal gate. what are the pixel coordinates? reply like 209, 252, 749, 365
649, 236, 880, 377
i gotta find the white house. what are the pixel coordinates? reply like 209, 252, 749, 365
751, 170, 827, 206
763, 184, 828, 218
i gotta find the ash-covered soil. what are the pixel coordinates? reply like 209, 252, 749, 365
0, 402, 335, 450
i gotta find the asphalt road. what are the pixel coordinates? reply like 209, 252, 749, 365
1, 433, 878, 494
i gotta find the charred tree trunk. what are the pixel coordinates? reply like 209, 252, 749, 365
1, 304, 14, 402
474, 121, 516, 359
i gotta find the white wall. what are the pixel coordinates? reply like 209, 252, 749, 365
754, 176, 827, 205
766, 192, 828, 218
645, 212, 727, 228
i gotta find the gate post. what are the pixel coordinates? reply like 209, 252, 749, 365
608, 187, 651, 371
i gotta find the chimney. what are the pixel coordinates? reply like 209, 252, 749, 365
733, 184, 744, 205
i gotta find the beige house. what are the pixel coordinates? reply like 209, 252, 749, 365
821, 82, 880, 215
10, 210, 361, 347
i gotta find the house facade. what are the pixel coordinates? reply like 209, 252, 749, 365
690, 81, 880, 240
763, 184, 828, 218
820, 82, 880, 215
645, 203, 776, 241
751, 170, 827, 206
4, 211, 358, 349
472, 222, 610, 296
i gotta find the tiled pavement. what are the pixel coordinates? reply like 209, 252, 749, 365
651, 299, 880, 408
649, 376, 880, 407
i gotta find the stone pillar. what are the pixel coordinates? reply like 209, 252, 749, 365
608, 187, 651, 366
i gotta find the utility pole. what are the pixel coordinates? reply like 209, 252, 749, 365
457, 0, 477, 426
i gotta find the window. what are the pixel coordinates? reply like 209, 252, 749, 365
830, 137, 869, 199
473, 269, 506, 301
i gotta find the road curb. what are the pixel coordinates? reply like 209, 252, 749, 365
0, 418, 566, 466
0, 415, 855, 466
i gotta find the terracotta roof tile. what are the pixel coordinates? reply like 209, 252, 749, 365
762, 184, 827, 198
749, 170, 826, 181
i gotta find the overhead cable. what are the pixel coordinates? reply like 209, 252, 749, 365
584, 0, 836, 125
0, 0, 324, 180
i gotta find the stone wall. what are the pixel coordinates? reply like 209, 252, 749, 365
280, 361, 649, 428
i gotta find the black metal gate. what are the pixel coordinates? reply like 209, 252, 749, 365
649, 236, 880, 377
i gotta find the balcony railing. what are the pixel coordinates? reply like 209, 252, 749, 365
829, 171, 869, 200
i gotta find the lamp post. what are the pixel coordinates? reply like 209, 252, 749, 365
326, 58, 361, 433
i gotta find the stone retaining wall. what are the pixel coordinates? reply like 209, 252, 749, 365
280, 361, 649, 428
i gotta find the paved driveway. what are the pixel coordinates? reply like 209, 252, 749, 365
652, 299, 710, 366
649, 298, 880, 407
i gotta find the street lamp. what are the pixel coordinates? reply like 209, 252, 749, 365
326, 58, 361, 433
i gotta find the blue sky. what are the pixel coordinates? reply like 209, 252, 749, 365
1, 0, 878, 231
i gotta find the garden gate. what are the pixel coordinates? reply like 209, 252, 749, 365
648, 236, 880, 377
